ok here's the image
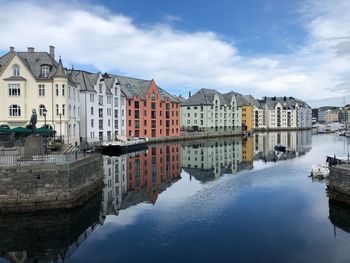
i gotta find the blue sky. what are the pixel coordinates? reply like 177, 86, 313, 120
97, 0, 306, 55
0, 0, 349, 104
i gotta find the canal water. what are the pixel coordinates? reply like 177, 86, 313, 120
1, 131, 350, 263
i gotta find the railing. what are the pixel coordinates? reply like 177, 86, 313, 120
0, 152, 84, 166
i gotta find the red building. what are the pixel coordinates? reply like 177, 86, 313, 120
126, 144, 181, 204
116, 76, 180, 138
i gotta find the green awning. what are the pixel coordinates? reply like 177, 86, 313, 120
11, 127, 33, 133
0, 127, 11, 133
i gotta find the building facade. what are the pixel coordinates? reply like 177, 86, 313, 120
114, 77, 181, 139
180, 88, 242, 132
0, 46, 80, 145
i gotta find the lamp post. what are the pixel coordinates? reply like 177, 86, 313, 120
59, 113, 62, 143
43, 107, 48, 154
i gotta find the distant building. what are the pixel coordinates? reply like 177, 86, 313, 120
325, 109, 339, 122
180, 88, 242, 132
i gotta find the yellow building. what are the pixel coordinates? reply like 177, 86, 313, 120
325, 110, 339, 123
242, 104, 254, 131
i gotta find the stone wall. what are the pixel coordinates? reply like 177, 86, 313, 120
328, 165, 350, 205
0, 154, 103, 212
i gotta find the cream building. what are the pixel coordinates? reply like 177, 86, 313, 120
0, 46, 80, 145
180, 88, 242, 132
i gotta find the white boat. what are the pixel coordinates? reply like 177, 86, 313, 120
310, 164, 330, 179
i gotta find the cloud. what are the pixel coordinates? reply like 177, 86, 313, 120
0, 0, 349, 100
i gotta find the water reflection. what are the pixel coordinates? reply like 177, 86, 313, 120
329, 198, 350, 238
254, 130, 312, 162
0, 131, 316, 262
0, 194, 102, 263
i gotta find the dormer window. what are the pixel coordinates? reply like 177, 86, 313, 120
41, 65, 50, 78
151, 92, 156, 101
12, 64, 20, 76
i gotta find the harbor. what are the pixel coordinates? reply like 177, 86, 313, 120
3, 131, 350, 262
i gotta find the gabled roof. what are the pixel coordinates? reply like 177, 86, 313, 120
68, 70, 96, 92
244, 95, 262, 108
224, 91, 249, 107
181, 88, 227, 106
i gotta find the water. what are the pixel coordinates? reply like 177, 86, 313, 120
2, 131, 350, 263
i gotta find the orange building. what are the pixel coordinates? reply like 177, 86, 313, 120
126, 144, 181, 204
115, 76, 180, 138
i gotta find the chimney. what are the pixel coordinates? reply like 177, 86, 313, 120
189, 91, 191, 98
49, 45, 55, 59
27, 47, 34, 53
9, 47, 14, 53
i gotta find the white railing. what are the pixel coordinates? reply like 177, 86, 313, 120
0, 153, 83, 166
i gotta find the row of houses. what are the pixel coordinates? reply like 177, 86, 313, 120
181, 89, 312, 132
0, 46, 312, 145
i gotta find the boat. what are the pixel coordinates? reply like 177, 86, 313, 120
310, 164, 330, 179
101, 138, 148, 156
274, 144, 286, 152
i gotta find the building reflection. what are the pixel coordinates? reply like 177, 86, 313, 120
0, 193, 102, 263
100, 143, 181, 218
253, 130, 312, 162
181, 137, 245, 182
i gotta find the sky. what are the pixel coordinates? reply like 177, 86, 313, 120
0, 0, 349, 105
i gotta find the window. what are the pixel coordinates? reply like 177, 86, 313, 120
62, 104, 65, 116
38, 84, 45, 96
91, 119, 94, 127
90, 94, 94, 102
41, 65, 50, 78
39, 105, 46, 116
107, 108, 111, 116
99, 84, 103, 93
99, 108, 103, 118
56, 84, 59, 96
135, 120, 140, 128
134, 101, 139, 109
56, 104, 59, 115
8, 84, 20, 96
135, 110, 139, 119
12, 64, 20, 76
108, 119, 111, 127
9, 105, 21, 116
91, 107, 94, 115
99, 120, 103, 130
62, 85, 65, 96
107, 96, 112, 104
151, 92, 156, 100
99, 95, 103, 106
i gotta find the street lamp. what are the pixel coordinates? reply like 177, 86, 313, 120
59, 113, 62, 143
43, 107, 48, 154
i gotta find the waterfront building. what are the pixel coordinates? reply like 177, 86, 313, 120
244, 95, 266, 129
296, 100, 312, 128
181, 137, 243, 180
69, 70, 127, 142
115, 76, 181, 138
231, 93, 253, 131
0, 46, 80, 145
180, 88, 242, 132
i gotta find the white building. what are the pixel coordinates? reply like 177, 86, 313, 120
180, 88, 242, 132
68, 70, 127, 143
0, 46, 80, 145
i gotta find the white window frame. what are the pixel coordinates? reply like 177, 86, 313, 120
8, 84, 20, 96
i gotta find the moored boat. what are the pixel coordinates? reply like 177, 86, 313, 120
274, 144, 286, 152
101, 138, 148, 156
310, 164, 330, 179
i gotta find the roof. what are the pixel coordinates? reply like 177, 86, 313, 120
68, 70, 97, 92
244, 95, 262, 108
108, 74, 179, 102
0, 50, 73, 81
181, 88, 250, 107
181, 88, 227, 106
